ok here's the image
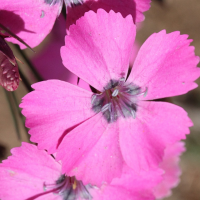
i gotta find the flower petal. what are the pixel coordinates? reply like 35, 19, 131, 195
56, 114, 125, 186
0, 143, 61, 200
153, 142, 185, 199
61, 9, 136, 91
119, 101, 192, 172
92, 165, 163, 200
66, 0, 151, 29
92, 185, 135, 200
0, 0, 62, 48
128, 30, 200, 100
20, 80, 94, 154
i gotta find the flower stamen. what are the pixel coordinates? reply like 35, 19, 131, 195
91, 79, 146, 123
44, 175, 92, 200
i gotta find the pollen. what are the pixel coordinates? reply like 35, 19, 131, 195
72, 179, 77, 190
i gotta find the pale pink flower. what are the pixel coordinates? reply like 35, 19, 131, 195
20, 9, 200, 185
154, 142, 185, 199
0, 142, 162, 200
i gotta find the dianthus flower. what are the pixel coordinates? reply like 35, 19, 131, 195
0, 142, 163, 200
20, 9, 200, 185
0, 0, 150, 49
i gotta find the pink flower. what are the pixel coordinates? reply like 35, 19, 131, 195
0, 0, 63, 49
0, 142, 162, 200
20, 9, 200, 185
153, 142, 185, 199
0, 0, 150, 49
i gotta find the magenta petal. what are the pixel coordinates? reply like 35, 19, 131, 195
119, 101, 192, 172
128, 30, 200, 100
154, 142, 185, 199
129, 41, 140, 67
92, 185, 135, 200
66, 0, 151, 29
92, 0, 151, 23
78, 78, 92, 91
0, 0, 62, 48
57, 114, 124, 186
0, 143, 61, 200
61, 9, 136, 91
133, 0, 151, 22
93, 166, 163, 200
20, 80, 94, 154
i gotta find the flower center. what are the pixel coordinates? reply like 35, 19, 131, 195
91, 78, 147, 123
44, 175, 92, 200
